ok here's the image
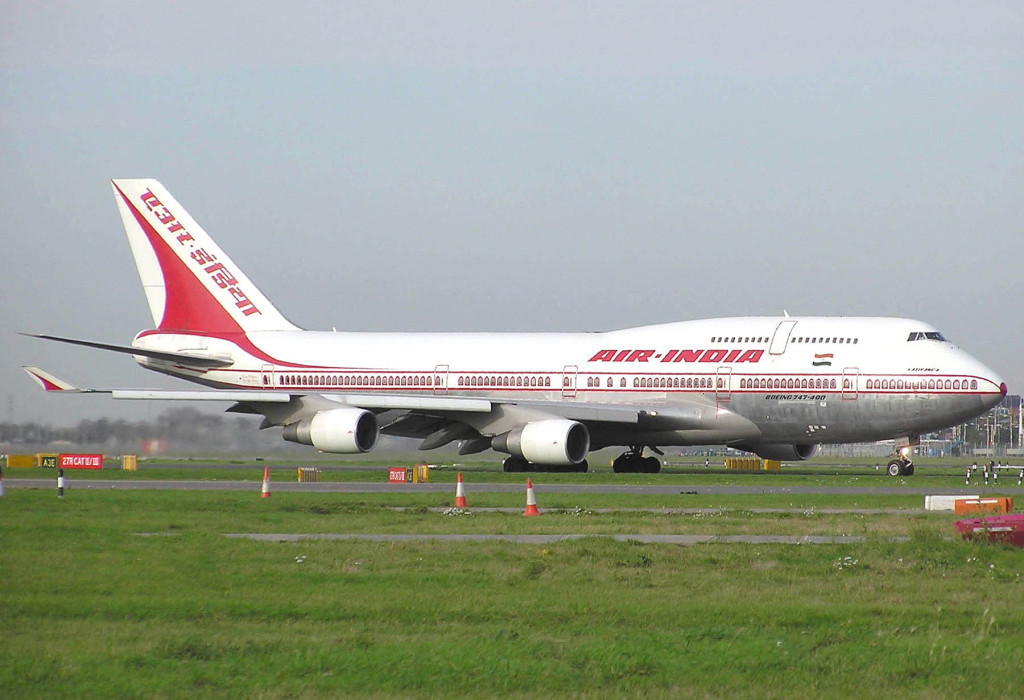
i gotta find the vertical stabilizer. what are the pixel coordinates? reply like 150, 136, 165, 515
111, 179, 299, 334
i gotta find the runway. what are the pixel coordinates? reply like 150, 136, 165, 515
224, 532, 906, 545
5, 478, 1015, 497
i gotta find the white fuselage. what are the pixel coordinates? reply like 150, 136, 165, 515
134, 316, 1005, 449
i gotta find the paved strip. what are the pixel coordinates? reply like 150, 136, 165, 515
394, 507, 915, 515
225, 533, 893, 544
5, 479, 1017, 496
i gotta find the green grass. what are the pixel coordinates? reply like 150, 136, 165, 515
2, 488, 1023, 697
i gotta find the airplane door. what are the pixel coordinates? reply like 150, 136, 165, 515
769, 320, 797, 355
716, 367, 732, 402
261, 363, 274, 387
842, 367, 859, 401
562, 365, 578, 398
433, 365, 449, 395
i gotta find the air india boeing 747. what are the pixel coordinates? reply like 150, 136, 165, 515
23, 179, 1006, 475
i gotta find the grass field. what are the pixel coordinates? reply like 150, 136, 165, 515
2, 470, 1023, 697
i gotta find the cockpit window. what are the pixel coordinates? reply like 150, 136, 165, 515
907, 331, 947, 342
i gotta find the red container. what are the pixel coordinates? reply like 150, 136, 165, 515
954, 513, 1024, 547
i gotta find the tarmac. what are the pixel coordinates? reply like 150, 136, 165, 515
5, 478, 1017, 497
223, 533, 908, 545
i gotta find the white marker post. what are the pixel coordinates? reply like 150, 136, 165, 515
57, 467, 65, 499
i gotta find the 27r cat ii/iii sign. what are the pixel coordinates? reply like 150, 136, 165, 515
59, 454, 103, 469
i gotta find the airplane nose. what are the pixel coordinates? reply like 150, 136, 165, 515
980, 373, 1008, 411
969, 353, 1007, 411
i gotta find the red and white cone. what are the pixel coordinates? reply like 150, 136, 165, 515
523, 478, 540, 517
261, 466, 271, 498
454, 472, 468, 508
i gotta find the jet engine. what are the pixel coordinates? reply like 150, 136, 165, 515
743, 443, 820, 461
282, 407, 379, 453
491, 419, 590, 465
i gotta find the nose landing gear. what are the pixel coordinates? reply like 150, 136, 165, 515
886, 456, 914, 477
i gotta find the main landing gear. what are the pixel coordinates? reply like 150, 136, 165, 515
502, 456, 589, 473
612, 447, 662, 474
886, 456, 914, 477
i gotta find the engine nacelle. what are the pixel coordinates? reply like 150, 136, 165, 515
282, 407, 379, 454
742, 443, 820, 461
492, 419, 590, 465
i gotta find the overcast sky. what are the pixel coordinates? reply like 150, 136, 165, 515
2, 1, 1022, 426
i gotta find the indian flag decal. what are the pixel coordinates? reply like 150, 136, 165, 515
812, 353, 834, 367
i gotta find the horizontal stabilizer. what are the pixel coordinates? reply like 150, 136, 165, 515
22, 333, 234, 368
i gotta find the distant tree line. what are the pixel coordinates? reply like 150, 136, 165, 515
0, 407, 292, 454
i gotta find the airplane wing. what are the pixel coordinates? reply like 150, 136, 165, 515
21, 366, 666, 424
23, 367, 290, 402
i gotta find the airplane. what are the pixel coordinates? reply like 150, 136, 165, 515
23, 179, 1007, 476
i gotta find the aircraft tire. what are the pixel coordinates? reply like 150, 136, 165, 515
887, 460, 903, 477
503, 456, 530, 472
643, 457, 661, 473
905, 464, 915, 476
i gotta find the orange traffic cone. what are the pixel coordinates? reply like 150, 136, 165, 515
261, 466, 271, 498
454, 472, 468, 508
523, 478, 540, 517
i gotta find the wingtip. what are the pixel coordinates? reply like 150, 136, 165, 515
22, 366, 80, 392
